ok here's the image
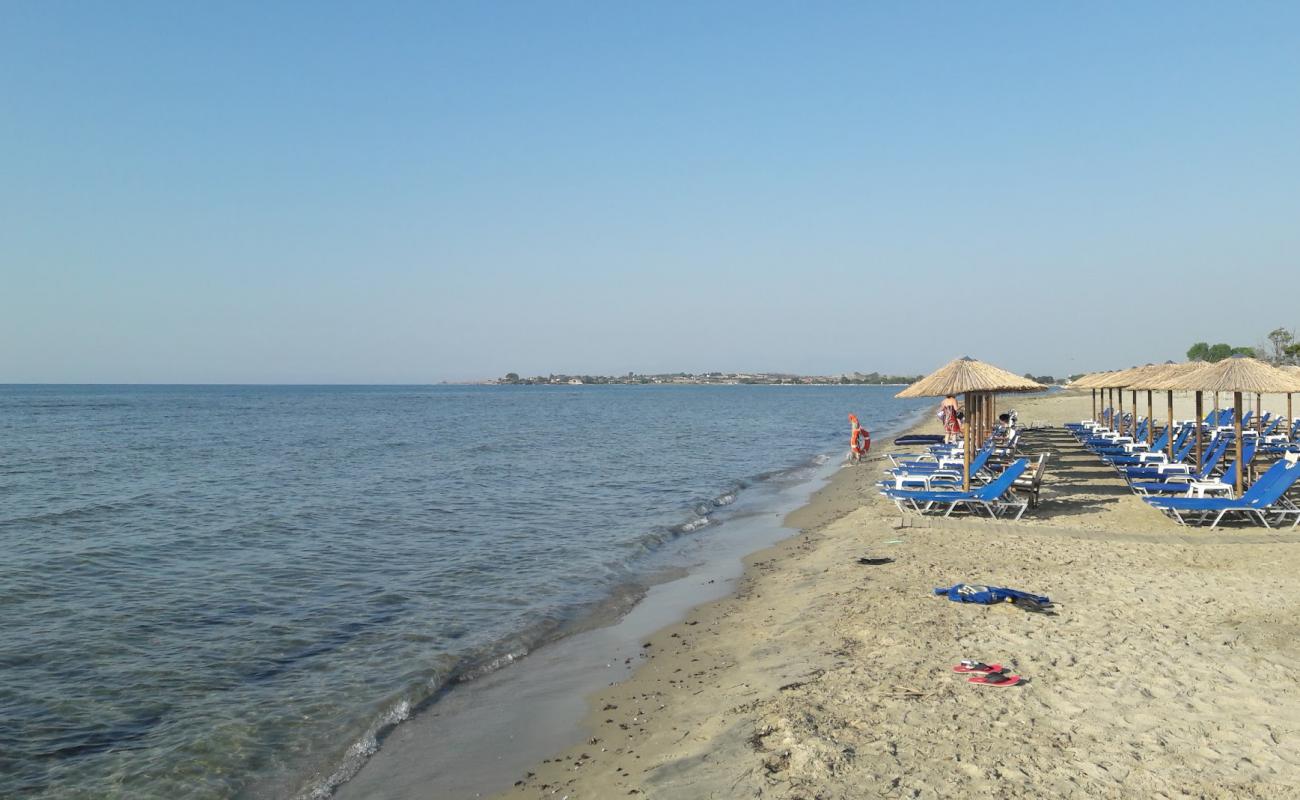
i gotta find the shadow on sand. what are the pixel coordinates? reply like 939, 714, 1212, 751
1016, 428, 1130, 520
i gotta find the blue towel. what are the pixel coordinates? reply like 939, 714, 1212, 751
933, 583, 1050, 605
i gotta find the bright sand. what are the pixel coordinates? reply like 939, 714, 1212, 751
494, 390, 1300, 799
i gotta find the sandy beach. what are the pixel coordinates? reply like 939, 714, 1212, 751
495, 390, 1300, 799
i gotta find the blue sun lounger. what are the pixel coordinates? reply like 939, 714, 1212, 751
1131, 439, 1257, 497
883, 447, 994, 490
1126, 435, 1227, 483
1142, 457, 1300, 528
884, 458, 1030, 520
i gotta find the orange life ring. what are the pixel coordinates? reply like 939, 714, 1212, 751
852, 426, 871, 455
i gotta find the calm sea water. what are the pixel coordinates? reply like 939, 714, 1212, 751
0, 384, 931, 799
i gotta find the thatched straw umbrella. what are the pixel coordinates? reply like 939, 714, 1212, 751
1157, 357, 1300, 495
1130, 362, 1198, 460
1284, 366, 1300, 435
1071, 371, 1116, 424
1089, 370, 1124, 428
1116, 364, 1168, 445
1092, 365, 1157, 437
896, 357, 1046, 490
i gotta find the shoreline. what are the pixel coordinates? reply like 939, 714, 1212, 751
485, 404, 945, 800
494, 390, 1300, 798
331, 403, 935, 799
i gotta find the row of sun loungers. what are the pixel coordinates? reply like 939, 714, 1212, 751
879, 429, 1044, 520
1066, 408, 1300, 529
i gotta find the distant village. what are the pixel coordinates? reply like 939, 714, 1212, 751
490, 371, 926, 386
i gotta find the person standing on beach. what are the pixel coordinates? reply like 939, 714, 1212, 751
848, 413, 869, 464
940, 395, 962, 444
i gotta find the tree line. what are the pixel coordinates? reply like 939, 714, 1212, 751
1187, 327, 1300, 364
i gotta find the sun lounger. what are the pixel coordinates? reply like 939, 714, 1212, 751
1131, 439, 1256, 497
884, 459, 1030, 520
883, 448, 994, 490
1125, 435, 1227, 483
1142, 457, 1300, 528
1011, 453, 1049, 509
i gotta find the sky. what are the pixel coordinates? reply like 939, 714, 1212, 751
3, 2, 1299, 383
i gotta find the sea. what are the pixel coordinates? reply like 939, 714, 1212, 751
0, 384, 933, 799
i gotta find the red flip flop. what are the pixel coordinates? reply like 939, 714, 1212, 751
968, 672, 1022, 687
953, 660, 1003, 675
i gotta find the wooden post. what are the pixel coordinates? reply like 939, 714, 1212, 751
1133, 390, 1139, 440
1091, 389, 1097, 422
1234, 391, 1244, 497
1118, 388, 1125, 436
1195, 391, 1204, 470
1167, 390, 1175, 460
963, 391, 972, 492
1147, 389, 1154, 445
1257, 393, 1263, 435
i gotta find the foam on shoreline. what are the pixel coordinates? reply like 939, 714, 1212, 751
325, 411, 932, 799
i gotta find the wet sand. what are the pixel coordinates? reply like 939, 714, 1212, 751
494, 390, 1300, 799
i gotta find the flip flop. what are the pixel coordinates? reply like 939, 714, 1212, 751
968, 671, 1022, 687
856, 557, 894, 566
952, 660, 1003, 675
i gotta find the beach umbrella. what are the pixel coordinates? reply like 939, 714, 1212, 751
1072, 371, 1117, 424
1091, 365, 1159, 436
896, 357, 1046, 490
1156, 357, 1300, 495
1283, 366, 1300, 438
1131, 362, 1198, 460
1118, 364, 1169, 445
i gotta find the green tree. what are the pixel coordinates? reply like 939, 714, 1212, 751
504, 372, 520, 382
1267, 328, 1294, 362
1187, 342, 1211, 361
1206, 343, 1234, 361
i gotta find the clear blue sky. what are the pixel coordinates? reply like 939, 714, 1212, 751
3, 2, 1298, 383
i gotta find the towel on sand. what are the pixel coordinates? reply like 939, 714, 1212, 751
933, 583, 1050, 606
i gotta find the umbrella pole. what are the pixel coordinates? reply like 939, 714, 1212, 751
963, 391, 971, 492
1290, 393, 1294, 441
1091, 389, 1096, 423
1234, 391, 1244, 497
1257, 393, 1263, 436
1167, 390, 1175, 460
1118, 388, 1125, 436
1147, 390, 1154, 445
1133, 390, 1139, 440
1195, 391, 1204, 470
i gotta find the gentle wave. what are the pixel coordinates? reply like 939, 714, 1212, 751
0, 384, 934, 799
